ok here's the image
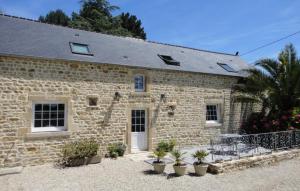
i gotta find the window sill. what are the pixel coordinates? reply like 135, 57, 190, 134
25, 131, 71, 140
87, 105, 99, 110
129, 92, 150, 98
205, 123, 222, 128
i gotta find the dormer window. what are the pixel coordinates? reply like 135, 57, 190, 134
70, 42, 93, 56
217, 63, 237, 73
158, 54, 180, 66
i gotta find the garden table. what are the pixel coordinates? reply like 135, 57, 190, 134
219, 134, 243, 154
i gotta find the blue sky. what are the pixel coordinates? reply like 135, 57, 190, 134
1, 0, 300, 63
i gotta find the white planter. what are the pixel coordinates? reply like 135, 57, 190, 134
194, 164, 208, 176
153, 162, 166, 174
173, 164, 187, 176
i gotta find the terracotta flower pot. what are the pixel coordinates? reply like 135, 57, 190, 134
153, 162, 166, 174
193, 163, 208, 176
173, 164, 187, 176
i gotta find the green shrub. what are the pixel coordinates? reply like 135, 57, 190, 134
82, 139, 99, 157
242, 108, 300, 134
108, 143, 127, 158
115, 143, 127, 156
156, 139, 176, 152
61, 139, 99, 167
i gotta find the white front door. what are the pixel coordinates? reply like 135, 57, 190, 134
131, 110, 147, 152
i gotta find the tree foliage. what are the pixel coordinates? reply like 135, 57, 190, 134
38, 9, 70, 26
119, 12, 146, 39
38, 0, 146, 39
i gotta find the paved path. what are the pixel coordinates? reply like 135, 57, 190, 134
1, 157, 300, 191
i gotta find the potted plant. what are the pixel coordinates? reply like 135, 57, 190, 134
83, 139, 101, 165
61, 141, 85, 167
171, 150, 187, 176
152, 149, 167, 174
60, 139, 102, 167
192, 150, 209, 176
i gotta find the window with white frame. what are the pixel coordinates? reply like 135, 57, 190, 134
134, 75, 145, 92
206, 105, 220, 123
32, 102, 67, 132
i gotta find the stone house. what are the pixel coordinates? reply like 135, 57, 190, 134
0, 15, 250, 167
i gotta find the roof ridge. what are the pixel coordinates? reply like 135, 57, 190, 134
0, 13, 145, 40
0, 13, 237, 57
0, 13, 41, 23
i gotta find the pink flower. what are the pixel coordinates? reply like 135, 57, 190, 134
281, 115, 288, 120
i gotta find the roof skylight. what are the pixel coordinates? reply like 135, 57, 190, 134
70, 42, 93, 56
217, 63, 237, 73
158, 54, 180, 66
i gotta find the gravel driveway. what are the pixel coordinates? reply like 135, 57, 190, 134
1, 157, 300, 191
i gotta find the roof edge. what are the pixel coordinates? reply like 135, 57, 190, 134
0, 53, 246, 78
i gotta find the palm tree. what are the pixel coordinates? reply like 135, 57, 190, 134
234, 44, 300, 117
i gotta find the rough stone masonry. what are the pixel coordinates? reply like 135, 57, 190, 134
0, 56, 249, 167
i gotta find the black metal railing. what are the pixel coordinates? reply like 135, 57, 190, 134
210, 130, 300, 160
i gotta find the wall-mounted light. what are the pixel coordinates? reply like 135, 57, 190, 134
167, 102, 176, 116
114, 92, 121, 101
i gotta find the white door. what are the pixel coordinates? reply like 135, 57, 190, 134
131, 110, 147, 152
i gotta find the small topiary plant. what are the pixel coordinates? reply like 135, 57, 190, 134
152, 148, 168, 174
153, 149, 167, 163
171, 150, 186, 166
192, 150, 208, 165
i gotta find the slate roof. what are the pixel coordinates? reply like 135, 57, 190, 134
0, 14, 249, 77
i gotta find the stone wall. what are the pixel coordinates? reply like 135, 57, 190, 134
208, 149, 300, 174
0, 56, 245, 167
